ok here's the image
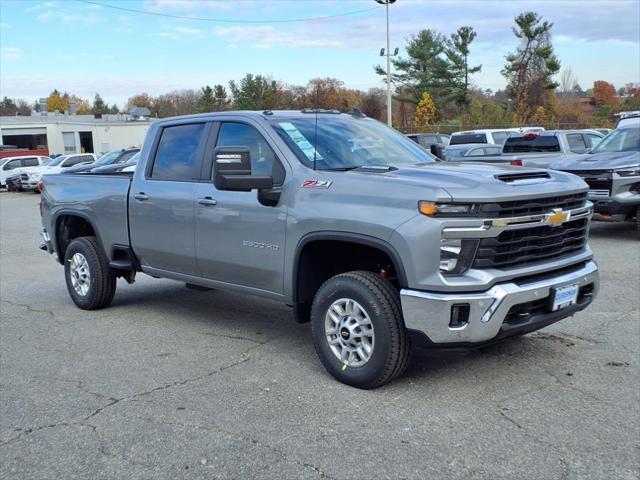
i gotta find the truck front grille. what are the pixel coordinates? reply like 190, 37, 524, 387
473, 217, 589, 269
478, 192, 587, 218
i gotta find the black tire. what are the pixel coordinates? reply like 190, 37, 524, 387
310, 271, 411, 389
64, 236, 116, 310
636, 206, 640, 234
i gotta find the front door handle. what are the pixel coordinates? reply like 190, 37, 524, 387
134, 192, 149, 201
197, 197, 218, 206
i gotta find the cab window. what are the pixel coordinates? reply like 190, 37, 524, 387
216, 122, 285, 185
151, 123, 206, 181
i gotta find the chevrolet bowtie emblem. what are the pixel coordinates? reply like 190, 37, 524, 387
547, 208, 570, 227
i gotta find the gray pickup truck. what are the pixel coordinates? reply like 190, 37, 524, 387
39, 110, 599, 388
549, 123, 640, 231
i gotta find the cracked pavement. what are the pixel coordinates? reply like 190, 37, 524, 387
1, 192, 638, 479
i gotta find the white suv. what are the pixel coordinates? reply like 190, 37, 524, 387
1, 155, 50, 188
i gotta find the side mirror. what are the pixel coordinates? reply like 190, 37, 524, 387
213, 147, 273, 192
430, 144, 445, 160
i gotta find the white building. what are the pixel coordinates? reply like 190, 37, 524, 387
0, 112, 154, 156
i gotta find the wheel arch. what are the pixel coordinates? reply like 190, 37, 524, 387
52, 210, 104, 264
291, 232, 407, 323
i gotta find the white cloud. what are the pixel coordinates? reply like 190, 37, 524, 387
0, 22, 10, 29
24, 1, 56, 13
1, 47, 25, 60
212, 25, 343, 49
157, 26, 206, 42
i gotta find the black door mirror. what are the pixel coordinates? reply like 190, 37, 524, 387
213, 147, 273, 192
430, 144, 445, 160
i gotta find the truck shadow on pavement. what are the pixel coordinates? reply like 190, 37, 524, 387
588, 221, 638, 240
107, 280, 577, 388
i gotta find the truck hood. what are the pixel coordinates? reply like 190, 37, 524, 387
339, 162, 587, 203
549, 151, 640, 171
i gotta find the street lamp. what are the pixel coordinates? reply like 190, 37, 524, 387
375, 0, 397, 127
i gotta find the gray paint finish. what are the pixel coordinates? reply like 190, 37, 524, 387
40, 111, 598, 336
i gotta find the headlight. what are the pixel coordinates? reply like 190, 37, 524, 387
419, 201, 478, 217
617, 167, 640, 177
440, 238, 480, 275
28, 172, 41, 180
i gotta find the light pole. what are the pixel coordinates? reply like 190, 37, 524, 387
376, 0, 397, 127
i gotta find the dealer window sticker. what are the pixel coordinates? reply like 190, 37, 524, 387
278, 122, 324, 162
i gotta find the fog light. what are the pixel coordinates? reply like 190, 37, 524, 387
450, 304, 470, 328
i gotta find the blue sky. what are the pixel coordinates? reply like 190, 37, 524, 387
1, 0, 639, 107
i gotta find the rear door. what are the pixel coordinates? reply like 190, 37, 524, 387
129, 121, 209, 275
193, 120, 287, 294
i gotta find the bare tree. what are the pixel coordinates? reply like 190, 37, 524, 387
559, 67, 579, 97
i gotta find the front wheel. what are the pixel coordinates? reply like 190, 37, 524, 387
64, 236, 116, 310
310, 271, 411, 389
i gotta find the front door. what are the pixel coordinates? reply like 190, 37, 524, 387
194, 121, 287, 294
129, 122, 208, 275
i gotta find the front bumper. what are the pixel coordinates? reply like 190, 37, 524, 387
40, 228, 53, 253
400, 260, 598, 345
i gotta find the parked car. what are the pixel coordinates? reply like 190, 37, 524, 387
549, 124, 640, 231
449, 129, 514, 145
615, 114, 640, 129
89, 152, 140, 173
444, 143, 503, 161
406, 133, 450, 147
505, 130, 605, 167
67, 148, 140, 173
595, 128, 612, 136
40, 110, 599, 388
1, 155, 50, 188
15, 153, 97, 191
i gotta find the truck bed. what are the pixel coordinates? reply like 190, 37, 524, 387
41, 172, 133, 258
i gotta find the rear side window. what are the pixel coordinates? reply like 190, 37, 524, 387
491, 131, 509, 145
450, 134, 487, 145
503, 135, 560, 153
151, 123, 206, 180
21, 157, 39, 167
566, 134, 587, 153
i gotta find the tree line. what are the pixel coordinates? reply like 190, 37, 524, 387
1, 10, 638, 130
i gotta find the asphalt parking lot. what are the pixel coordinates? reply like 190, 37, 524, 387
0, 191, 638, 480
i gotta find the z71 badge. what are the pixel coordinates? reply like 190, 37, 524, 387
302, 180, 333, 189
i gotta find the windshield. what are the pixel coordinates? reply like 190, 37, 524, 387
48, 155, 68, 166
126, 152, 140, 165
115, 150, 139, 164
93, 150, 123, 166
591, 127, 640, 154
270, 116, 436, 170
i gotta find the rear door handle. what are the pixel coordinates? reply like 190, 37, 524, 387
133, 192, 149, 201
197, 197, 217, 206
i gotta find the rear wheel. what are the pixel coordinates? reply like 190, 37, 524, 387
310, 271, 411, 389
64, 236, 116, 310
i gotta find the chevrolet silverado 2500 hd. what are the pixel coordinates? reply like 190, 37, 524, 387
40, 111, 599, 388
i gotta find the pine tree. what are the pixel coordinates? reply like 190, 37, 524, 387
92, 93, 106, 114
501, 11, 561, 122
447, 26, 482, 108
196, 86, 216, 113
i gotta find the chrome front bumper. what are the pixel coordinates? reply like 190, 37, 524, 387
400, 260, 599, 344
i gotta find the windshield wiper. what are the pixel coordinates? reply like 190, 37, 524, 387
322, 166, 361, 171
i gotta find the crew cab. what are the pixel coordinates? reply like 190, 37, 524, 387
39, 111, 599, 388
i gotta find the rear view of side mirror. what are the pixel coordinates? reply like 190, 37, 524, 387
430, 144, 445, 160
213, 147, 273, 192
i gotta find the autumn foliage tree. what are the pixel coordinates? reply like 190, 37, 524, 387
413, 91, 437, 130
592, 81, 618, 105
